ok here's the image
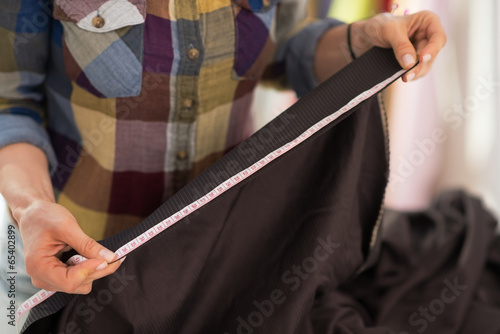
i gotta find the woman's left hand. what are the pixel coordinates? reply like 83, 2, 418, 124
352, 10, 447, 82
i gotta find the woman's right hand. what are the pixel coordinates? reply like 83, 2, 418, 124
16, 199, 123, 294
0, 143, 122, 294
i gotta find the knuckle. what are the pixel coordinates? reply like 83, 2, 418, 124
81, 285, 93, 295
417, 10, 437, 22
24, 258, 37, 277
31, 278, 43, 289
381, 21, 407, 42
381, 21, 397, 35
421, 10, 434, 17
74, 284, 92, 295
80, 236, 97, 255
66, 281, 81, 293
442, 33, 448, 46
394, 40, 412, 54
427, 10, 440, 21
59, 279, 80, 293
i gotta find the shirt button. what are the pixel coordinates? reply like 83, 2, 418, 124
92, 16, 105, 28
182, 98, 193, 110
176, 150, 188, 160
187, 48, 200, 60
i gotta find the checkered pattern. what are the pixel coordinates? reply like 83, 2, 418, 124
0, 0, 342, 240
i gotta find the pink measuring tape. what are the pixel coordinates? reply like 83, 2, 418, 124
17, 67, 407, 329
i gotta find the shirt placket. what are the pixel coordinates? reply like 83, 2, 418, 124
172, 0, 204, 191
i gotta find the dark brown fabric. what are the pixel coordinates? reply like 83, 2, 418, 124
24, 82, 389, 334
23, 47, 400, 333
315, 191, 500, 334
23, 48, 500, 333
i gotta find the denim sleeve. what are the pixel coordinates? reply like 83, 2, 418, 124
276, 18, 344, 97
0, 115, 57, 172
0, 0, 57, 173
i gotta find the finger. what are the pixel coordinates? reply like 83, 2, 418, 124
413, 65, 431, 80
402, 63, 422, 82
82, 257, 125, 285
418, 18, 447, 64
30, 278, 59, 293
34, 256, 106, 293
73, 283, 93, 295
62, 225, 116, 263
415, 38, 428, 56
382, 20, 417, 70
55, 245, 73, 260
402, 55, 422, 82
406, 38, 436, 81
33, 256, 123, 293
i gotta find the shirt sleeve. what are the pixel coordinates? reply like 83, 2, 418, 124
276, 18, 344, 97
262, 0, 344, 97
0, 0, 57, 173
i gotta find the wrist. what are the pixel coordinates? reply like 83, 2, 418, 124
0, 144, 55, 225
7, 192, 54, 227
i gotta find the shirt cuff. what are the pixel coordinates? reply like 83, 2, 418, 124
277, 18, 344, 97
0, 114, 57, 175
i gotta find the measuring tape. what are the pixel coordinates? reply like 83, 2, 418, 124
17, 67, 407, 331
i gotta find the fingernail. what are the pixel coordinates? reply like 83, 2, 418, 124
119, 256, 127, 264
99, 249, 116, 262
423, 54, 432, 63
402, 54, 416, 68
96, 261, 108, 271
407, 72, 416, 81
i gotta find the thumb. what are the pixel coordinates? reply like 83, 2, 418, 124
65, 226, 116, 263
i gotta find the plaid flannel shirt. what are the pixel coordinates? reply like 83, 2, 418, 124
0, 0, 341, 239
